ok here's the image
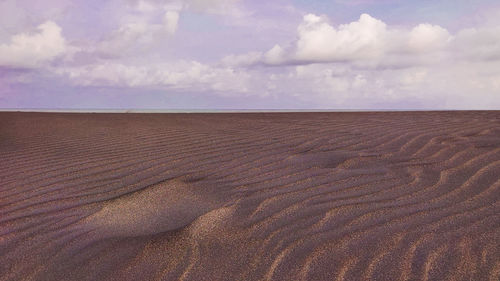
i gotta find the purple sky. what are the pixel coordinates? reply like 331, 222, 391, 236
1, 0, 500, 110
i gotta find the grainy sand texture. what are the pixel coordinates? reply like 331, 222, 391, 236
1, 111, 499, 281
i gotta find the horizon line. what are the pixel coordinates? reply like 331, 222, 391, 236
1, 108, 499, 113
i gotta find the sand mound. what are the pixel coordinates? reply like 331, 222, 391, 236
81, 179, 219, 238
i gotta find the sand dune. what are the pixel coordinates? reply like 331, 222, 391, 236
0, 111, 499, 281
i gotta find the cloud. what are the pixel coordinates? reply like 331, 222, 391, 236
221, 52, 263, 66
288, 13, 455, 65
59, 10, 498, 109
453, 26, 500, 61
184, 0, 242, 15
225, 13, 457, 68
408, 23, 451, 53
0, 21, 68, 68
55, 61, 208, 87
164, 11, 180, 34
264, 44, 286, 64
53, 60, 256, 96
90, 0, 244, 59
2, 2, 499, 110
214, 11, 500, 109
295, 13, 388, 62
333, 0, 397, 5
128, 0, 243, 16
90, 3, 182, 58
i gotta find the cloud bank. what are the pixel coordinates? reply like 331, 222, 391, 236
1, 0, 500, 109
223, 13, 457, 67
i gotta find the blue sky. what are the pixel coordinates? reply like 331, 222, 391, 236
1, 0, 500, 109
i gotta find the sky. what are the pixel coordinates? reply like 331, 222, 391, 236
1, 0, 500, 110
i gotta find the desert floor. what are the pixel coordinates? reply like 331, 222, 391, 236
1, 111, 499, 281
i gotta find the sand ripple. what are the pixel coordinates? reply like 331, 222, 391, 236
0, 111, 499, 281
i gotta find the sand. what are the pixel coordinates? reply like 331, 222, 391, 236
0, 111, 499, 281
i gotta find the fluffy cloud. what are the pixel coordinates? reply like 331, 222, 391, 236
264, 45, 287, 64
2, 1, 499, 110
408, 23, 451, 53
224, 13, 456, 67
295, 13, 388, 62
0, 21, 68, 68
216, 12, 500, 109
52, 11, 500, 109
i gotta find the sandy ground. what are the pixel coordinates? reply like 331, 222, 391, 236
0, 111, 499, 281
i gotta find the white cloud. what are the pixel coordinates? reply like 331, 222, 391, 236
136, 0, 157, 12
130, 0, 243, 16
4, 4, 497, 110
222, 52, 262, 66
52, 55, 500, 109
95, 23, 150, 57
183, 0, 246, 17
408, 24, 451, 53
54, 60, 256, 96
295, 13, 388, 62
220, 45, 287, 67
164, 11, 180, 35
453, 26, 500, 61
93, 0, 243, 58
289, 13, 456, 65
94, 4, 181, 57
0, 21, 67, 68
226, 13, 457, 68
264, 44, 286, 64
56, 61, 207, 87
399, 68, 428, 87
352, 74, 367, 88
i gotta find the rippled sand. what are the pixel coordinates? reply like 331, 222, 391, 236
1, 111, 499, 281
